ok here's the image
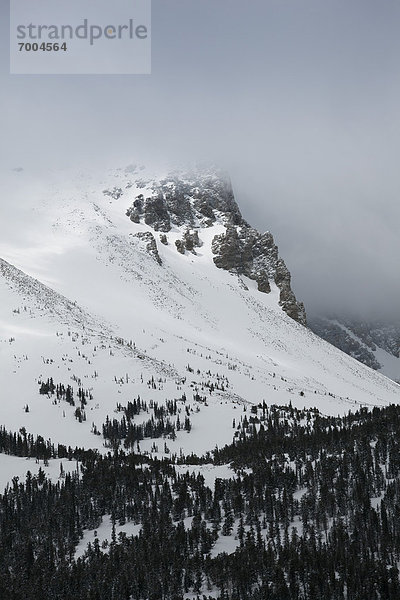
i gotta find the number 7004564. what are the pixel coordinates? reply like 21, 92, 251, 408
18, 42, 67, 51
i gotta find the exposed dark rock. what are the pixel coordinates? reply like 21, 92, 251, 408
175, 239, 185, 255
133, 194, 144, 209
195, 200, 215, 223
212, 227, 246, 271
126, 194, 144, 223
161, 180, 195, 227
190, 175, 242, 226
125, 170, 243, 232
133, 232, 162, 265
124, 167, 306, 324
274, 259, 306, 324
159, 234, 168, 245
256, 271, 271, 293
212, 225, 306, 325
174, 228, 203, 255
128, 211, 140, 224
183, 229, 202, 252
143, 195, 171, 232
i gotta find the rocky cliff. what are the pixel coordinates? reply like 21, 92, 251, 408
123, 168, 306, 325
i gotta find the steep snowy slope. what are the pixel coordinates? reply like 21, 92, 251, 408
309, 315, 400, 383
0, 163, 400, 462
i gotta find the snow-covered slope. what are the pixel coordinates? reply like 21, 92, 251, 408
1, 163, 399, 461
309, 315, 400, 383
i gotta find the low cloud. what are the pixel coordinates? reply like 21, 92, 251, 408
1, 0, 399, 319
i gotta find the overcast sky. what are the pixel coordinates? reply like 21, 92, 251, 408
1, 0, 400, 319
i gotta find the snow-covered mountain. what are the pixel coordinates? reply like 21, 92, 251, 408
1, 162, 400, 461
309, 315, 400, 383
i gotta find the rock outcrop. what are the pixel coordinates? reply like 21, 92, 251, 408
132, 232, 162, 265
174, 229, 203, 255
125, 168, 306, 325
126, 171, 241, 231
212, 225, 306, 324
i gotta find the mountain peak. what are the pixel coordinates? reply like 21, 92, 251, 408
124, 166, 242, 231
121, 166, 306, 324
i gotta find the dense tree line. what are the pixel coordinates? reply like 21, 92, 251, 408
2, 403, 400, 597
0, 424, 88, 462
